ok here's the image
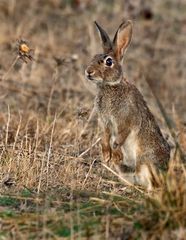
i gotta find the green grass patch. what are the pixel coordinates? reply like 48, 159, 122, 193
0, 196, 19, 207
0, 209, 16, 218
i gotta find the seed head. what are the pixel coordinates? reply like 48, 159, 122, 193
17, 39, 34, 63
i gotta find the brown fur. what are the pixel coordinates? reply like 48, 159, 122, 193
85, 20, 170, 189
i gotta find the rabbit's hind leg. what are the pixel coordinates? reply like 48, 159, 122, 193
135, 157, 162, 191
112, 148, 135, 174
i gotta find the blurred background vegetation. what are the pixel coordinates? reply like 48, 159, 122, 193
0, 0, 186, 239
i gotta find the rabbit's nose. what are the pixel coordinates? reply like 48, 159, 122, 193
86, 69, 95, 76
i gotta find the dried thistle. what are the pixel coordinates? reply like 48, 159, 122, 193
1, 39, 34, 80
17, 39, 34, 63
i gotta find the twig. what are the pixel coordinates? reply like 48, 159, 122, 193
37, 152, 47, 194
144, 26, 185, 161
46, 115, 56, 187
78, 137, 101, 158
144, 77, 185, 161
79, 106, 97, 138
102, 163, 144, 194
82, 158, 97, 188
1, 55, 19, 81
47, 67, 58, 116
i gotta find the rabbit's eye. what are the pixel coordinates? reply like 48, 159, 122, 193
105, 57, 113, 67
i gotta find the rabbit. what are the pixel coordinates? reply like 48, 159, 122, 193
85, 20, 170, 190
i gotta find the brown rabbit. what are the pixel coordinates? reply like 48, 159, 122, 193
85, 20, 170, 190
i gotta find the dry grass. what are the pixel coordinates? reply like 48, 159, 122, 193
0, 0, 186, 239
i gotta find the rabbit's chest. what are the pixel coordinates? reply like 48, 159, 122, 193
97, 95, 138, 166
96, 106, 113, 129
96, 95, 120, 130
95, 93, 117, 116
110, 117, 138, 164
95, 95, 109, 112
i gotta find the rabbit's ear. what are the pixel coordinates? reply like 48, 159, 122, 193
113, 20, 132, 61
94, 21, 113, 53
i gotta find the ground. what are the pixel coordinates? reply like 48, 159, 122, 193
0, 0, 186, 239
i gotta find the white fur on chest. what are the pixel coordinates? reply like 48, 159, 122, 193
121, 130, 138, 167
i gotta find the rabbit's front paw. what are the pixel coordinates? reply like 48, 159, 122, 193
111, 148, 123, 165
102, 149, 111, 162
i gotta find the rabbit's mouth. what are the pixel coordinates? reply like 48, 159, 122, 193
86, 75, 94, 81
86, 76, 103, 84
85, 70, 103, 83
